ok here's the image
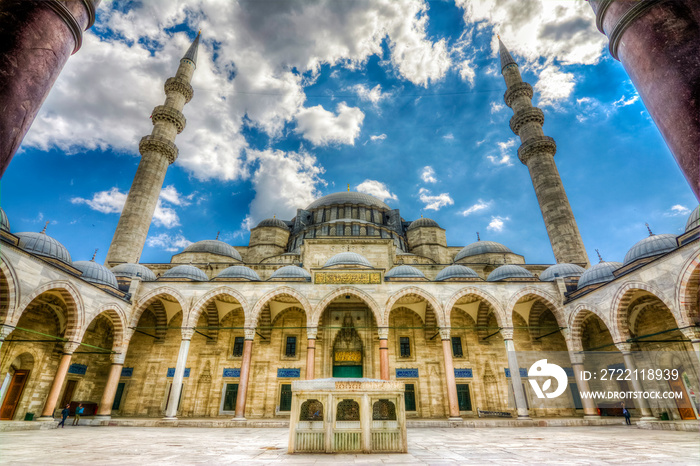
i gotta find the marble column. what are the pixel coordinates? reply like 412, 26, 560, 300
616, 343, 654, 419
163, 329, 193, 420
38, 341, 79, 420
378, 327, 389, 381
440, 328, 461, 420
569, 352, 599, 418
234, 328, 255, 419
501, 329, 530, 419
95, 354, 126, 419
0, 325, 13, 353
306, 327, 317, 380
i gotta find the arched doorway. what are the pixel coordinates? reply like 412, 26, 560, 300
0, 353, 34, 420
332, 312, 364, 378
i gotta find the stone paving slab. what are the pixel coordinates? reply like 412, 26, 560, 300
0, 426, 698, 464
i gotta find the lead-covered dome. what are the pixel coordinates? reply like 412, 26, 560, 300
182, 240, 242, 261
455, 241, 512, 262
487, 264, 533, 281
324, 252, 372, 268
111, 263, 157, 282
385, 265, 425, 280
73, 261, 118, 288
256, 218, 289, 230
623, 234, 677, 265
160, 264, 208, 281
407, 217, 440, 230
0, 207, 9, 232
539, 263, 585, 282
16, 231, 71, 264
577, 261, 622, 289
216, 265, 261, 281
435, 264, 479, 281
306, 192, 390, 210
686, 205, 699, 232
270, 265, 311, 280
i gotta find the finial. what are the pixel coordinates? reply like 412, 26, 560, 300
347, 183, 350, 192
40, 221, 50, 234
476, 232, 480, 241
215, 231, 220, 240
91, 248, 98, 262
645, 223, 653, 236
497, 33, 500, 40
420, 214, 423, 218
273, 215, 276, 219
595, 249, 604, 263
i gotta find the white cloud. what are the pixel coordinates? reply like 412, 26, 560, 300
370, 134, 387, 142
352, 84, 388, 104
612, 94, 640, 108
535, 65, 576, 108
355, 180, 398, 202
420, 166, 437, 183
666, 205, 690, 217
490, 101, 505, 113
71, 187, 126, 214
160, 185, 194, 206
486, 215, 509, 232
487, 138, 516, 166
152, 200, 180, 228
461, 199, 493, 216
296, 102, 365, 146
146, 233, 193, 252
443, 133, 455, 141
418, 188, 453, 211
457, 59, 476, 87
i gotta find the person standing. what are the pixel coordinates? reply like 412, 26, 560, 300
72, 403, 84, 426
57, 404, 70, 428
622, 402, 631, 425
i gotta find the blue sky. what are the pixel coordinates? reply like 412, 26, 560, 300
1, 0, 695, 265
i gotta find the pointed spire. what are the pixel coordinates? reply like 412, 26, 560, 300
347, 183, 350, 192
91, 248, 99, 262
595, 249, 604, 263
215, 231, 220, 240
40, 221, 50, 234
498, 35, 516, 73
182, 30, 200, 67
645, 223, 654, 236
476, 232, 480, 241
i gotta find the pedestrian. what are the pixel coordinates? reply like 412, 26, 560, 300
73, 403, 84, 426
622, 402, 631, 425
57, 404, 70, 428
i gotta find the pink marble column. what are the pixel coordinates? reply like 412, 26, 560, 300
569, 352, 599, 418
306, 327, 317, 380
378, 327, 389, 381
616, 343, 654, 419
234, 329, 255, 419
38, 342, 79, 420
96, 354, 125, 418
440, 329, 461, 420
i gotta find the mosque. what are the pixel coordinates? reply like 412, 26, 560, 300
0, 32, 698, 425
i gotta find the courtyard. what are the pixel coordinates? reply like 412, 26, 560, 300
0, 426, 698, 464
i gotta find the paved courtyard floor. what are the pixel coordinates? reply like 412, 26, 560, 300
0, 426, 698, 465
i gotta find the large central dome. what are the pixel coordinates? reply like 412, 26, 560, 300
306, 192, 390, 210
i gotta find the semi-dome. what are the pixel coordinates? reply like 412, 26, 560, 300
539, 263, 585, 282
182, 240, 242, 261
435, 264, 479, 281
324, 252, 372, 268
216, 265, 261, 281
487, 264, 533, 281
16, 231, 71, 264
577, 261, 622, 289
73, 261, 119, 288
306, 192, 390, 210
269, 265, 311, 280
623, 234, 677, 265
385, 265, 425, 280
256, 218, 289, 230
685, 205, 699, 232
407, 217, 440, 230
160, 264, 208, 281
0, 207, 9, 232
455, 241, 512, 262
111, 263, 157, 282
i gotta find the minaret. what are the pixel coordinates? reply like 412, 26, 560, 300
498, 37, 589, 267
105, 32, 200, 266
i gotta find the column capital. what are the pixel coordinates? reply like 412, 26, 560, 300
680, 327, 700, 343
244, 328, 256, 340
615, 342, 634, 354
0, 324, 14, 340
439, 328, 451, 340
63, 341, 80, 354
569, 352, 585, 365
181, 328, 194, 340
499, 328, 514, 340
306, 327, 318, 340
377, 327, 389, 340
110, 353, 126, 365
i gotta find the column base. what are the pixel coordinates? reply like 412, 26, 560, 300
162, 416, 178, 420
231, 416, 246, 421
583, 415, 601, 420
94, 415, 111, 420
516, 415, 531, 420
448, 417, 463, 421
36, 416, 55, 421
640, 416, 657, 421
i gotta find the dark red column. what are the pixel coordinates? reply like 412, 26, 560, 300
0, 0, 100, 178
589, 0, 700, 200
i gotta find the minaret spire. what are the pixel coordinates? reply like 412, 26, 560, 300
499, 36, 589, 267
105, 32, 200, 266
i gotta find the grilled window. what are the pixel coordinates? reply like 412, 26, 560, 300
400, 337, 411, 358
232, 337, 244, 357
452, 337, 463, 358
285, 336, 297, 357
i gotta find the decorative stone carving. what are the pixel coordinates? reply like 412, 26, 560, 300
164, 76, 194, 103
306, 327, 318, 340
244, 328, 256, 340
517, 136, 557, 165
139, 135, 179, 164
439, 328, 451, 340
499, 328, 514, 340
336, 399, 360, 421
503, 82, 533, 108
509, 107, 545, 135
372, 399, 396, 420
300, 399, 324, 421
377, 327, 389, 340
314, 272, 381, 285
151, 105, 187, 134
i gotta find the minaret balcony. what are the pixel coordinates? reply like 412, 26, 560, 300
517, 136, 557, 165
165, 77, 194, 103
151, 105, 187, 134
509, 107, 544, 135
504, 82, 533, 108
139, 135, 179, 164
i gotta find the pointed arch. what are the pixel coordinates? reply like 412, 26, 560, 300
249, 287, 311, 328
443, 287, 504, 328
676, 254, 700, 327
80, 303, 128, 352
187, 286, 248, 328
312, 287, 382, 327
610, 282, 677, 341
14, 280, 84, 340
384, 286, 444, 328
506, 287, 566, 329
0, 255, 19, 324
129, 286, 187, 338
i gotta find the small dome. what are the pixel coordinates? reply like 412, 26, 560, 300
270, 265, 311, 280
539, 263, 585, 282
216, 265, 261, 281
385, 265, 425, 279
577, 261, 622, 289
16, 231, 71, 264
435, 264, 479, 281
306, 192, 390, 210
111, 263, 157, 282
182, 240, 242, 261
455, 241, 512, 262
685, 205, 699, 232
160, 264, 208, 281
0, 207, 9, 232
407, 217, 440, 230
73, 261, 118, 288
324, 252, 372, 268
487, 264, 533, 281
256, 218, 289, 230
623, 234, 677, 265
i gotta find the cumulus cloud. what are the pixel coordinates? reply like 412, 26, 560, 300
352, 84, 389, 104
355, 180, 398, 202
486, 215, 509, 232
146, 233, 193, 252
490, 101, 505, 113
420, 166, 437, 183
71, 187, 127, 214
457, 59, 476, 87
613, 94, 640, 108
370, 134, 387, 142
487, 138, 516, 166
418, 188, 453, 211
461, 199, 493, 216
535, 66, 576, 108
296, 102, 365, 146
665, 205, 691, 217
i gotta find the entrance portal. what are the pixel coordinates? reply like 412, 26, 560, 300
333, 312, 363, 378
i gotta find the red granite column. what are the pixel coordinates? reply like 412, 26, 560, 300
234, 330, 254, 419
440, 329, 461, 420
588, 0, 700, 200
96, 354, 124, 418
0, 0, 101, 177
37, 342, 79, 420
306, 327, 317, 380
379, 327, 389, 381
